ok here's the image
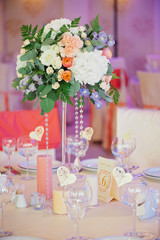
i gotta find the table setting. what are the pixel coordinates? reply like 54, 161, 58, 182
0, 13, 160, 240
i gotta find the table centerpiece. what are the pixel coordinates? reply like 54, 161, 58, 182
12, 14, 119, 165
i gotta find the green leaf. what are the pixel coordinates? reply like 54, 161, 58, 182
12, 78, 21, 88
98, 89, 113, 103
42, 38, 55, 46
86, 27, 93, 35
37, 26, 44, 40
43, 29, 52, 41
18, 67, 31, 75
60, 25, 70, 33
107, 63, 114, 75
39, 85, 52, 97
40, 98, 55, 113
27, 92, 36, 101
86, 45, 94, 52
32, 25, 38, 36
112, 73, 120, 79
90, 14, 103, 32
47, 90, 59, 102
91, 39, 104, 47
69, 81, 80, 97
27, 62, 34, 70
20, 49, 37, 61
34, 42, 41, 49
85, 24, 89, 30
71, 17, 81, 27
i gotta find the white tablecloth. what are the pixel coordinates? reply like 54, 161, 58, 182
0, 151, 159, 240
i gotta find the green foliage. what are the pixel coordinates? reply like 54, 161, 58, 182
109, 84, 120, 105
91, 39, 103, 47
21, 24, 38, 41
12, 78, 21, 88
60, 25, 70, 33
27, 92, 36, 101
86, 45, 94, 52
90, 14, 102, 32
37, 26, 44, 40
40, 98, 55, 113
20, 49, 37, 61
42, 38, 55, 46
69, 81, 80, 97
71, 17, 81, 27
106, 63, 114, 75
18, 67, 31, 75
43, 29, 52, 41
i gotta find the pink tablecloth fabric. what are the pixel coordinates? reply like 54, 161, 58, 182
0, 108, 61, 150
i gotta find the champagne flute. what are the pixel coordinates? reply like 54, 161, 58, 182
2, 137, 16, 176
63, 176, 92, 240
150, 188, 160, 240
17, 136, 38, 180
111, 136, 136, 172
120, 177, 150, 238
0, 175, 15, 237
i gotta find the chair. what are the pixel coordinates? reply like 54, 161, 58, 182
137, 71, 160, 108
117, 107, 160, 169
0, 108, 61, 154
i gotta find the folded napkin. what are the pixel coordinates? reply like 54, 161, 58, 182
136, 194, 155, 220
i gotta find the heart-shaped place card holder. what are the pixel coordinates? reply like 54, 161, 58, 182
29, 126, 44, 141
80, 127, 94, 141
113, 167, 133, 187
57, 166, 77, 187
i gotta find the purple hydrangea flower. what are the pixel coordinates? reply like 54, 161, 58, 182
92, 32, 98, 40
95, 100, 103, 109
107, 34, 115, 47
90, 92, 101, 101
98, 31, 108, 43
79, 88, 90, 97
28, 83, 36, 92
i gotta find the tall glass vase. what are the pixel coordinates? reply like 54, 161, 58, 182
62, 102, 67, 165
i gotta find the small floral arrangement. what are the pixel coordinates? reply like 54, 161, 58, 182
12, 15, 119, 114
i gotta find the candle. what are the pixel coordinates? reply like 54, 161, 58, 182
86, 174, 98, 206
53, 188, 67, 215
37, 154, 52, 200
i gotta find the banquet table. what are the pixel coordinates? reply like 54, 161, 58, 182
0, 151, 159, 240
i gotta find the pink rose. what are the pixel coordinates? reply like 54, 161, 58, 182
102, 48, 112, 59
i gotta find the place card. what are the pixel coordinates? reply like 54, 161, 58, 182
97, 157, 119, 203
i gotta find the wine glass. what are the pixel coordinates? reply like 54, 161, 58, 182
63, 176, 92, 240
111, 136, 136, 172
66, 135, 89, 174
150, 188, 160, 240
120, 177, 150, 238
0, 175, 15, 237
17, 136, 38, 180
2, 137, 16, 176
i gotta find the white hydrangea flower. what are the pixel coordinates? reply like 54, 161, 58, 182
16, 54, 27, 77
42, 18, 71, 41
41, 44, 60, 54
69, 50, 109, 85
40, 50, 62, 68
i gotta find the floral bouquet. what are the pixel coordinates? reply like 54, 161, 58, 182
12, 15, 119, 114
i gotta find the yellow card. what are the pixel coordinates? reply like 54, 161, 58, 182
97, 157, 119, 203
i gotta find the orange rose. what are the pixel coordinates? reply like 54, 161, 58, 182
62, 57, 73, 68
62, 70, 72, 82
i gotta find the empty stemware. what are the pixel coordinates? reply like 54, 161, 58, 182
111, 136, 136, 172
0, 175, 15, 237
17, 136, 38, 180
2, 137, 16, 176
63, 176, 92, 240
120, 177, 151, 238
150, 188, 160, 240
